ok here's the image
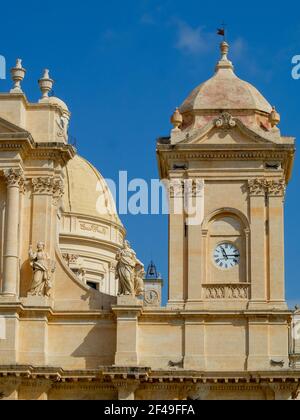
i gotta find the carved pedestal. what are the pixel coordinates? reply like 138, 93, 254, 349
112, 296, 143, 367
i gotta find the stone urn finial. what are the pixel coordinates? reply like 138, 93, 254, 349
10, 58, 26, 93
171, 108, 183, 132
269, 106, 280, 127
220, 41, 229, 61
215, 41, 234, 72
38, 69, 54, 101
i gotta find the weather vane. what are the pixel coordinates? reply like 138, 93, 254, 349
217, 23, 227, 41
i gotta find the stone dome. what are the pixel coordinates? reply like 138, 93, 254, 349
180, 42, 272, 115
62, 154, 122, 226
49, 96, 70, 113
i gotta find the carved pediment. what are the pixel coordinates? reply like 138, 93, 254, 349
178, 114, 277, 146
0, 116, 29, 135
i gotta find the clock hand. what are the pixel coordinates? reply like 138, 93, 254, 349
221, 247, 228, 260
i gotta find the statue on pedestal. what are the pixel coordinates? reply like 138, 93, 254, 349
116, 241, 145, 297
28, 242, 55, 297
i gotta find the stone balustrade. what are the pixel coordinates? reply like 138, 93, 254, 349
203, 283, 250, 300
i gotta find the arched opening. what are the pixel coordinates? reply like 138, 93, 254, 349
202, 209, 250, 300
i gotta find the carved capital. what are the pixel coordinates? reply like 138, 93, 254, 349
215, 112, 236, 129
266, 179, 286, 198
248, 178, 267, 196
169, 179, 185, 198
32, 177, 55, 195
185, 179, 205, 197
63, 253, 79, 265
53, 179, 64, 205
3, 168, 25, 189
53, 179, 64, 197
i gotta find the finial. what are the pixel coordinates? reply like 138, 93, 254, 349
220, 41, 229, 60
269, 106, 280, 127
215, 41, 234, 72
38, 69, 54, 101
10, 58, 26, 93
171, 108, 183, 132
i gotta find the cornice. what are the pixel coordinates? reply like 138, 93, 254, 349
157, 145, 295, 182
0, 365, 299, 387
0, 136, 75, 165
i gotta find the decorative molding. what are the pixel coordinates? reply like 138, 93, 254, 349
162, 151, 290, 162
79, 222, 108, 235
3, 168, 25, 188
214, 112, 237, 129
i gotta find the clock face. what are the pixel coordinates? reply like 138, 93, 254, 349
213, 243, 240, 270
144, 290, 159, 305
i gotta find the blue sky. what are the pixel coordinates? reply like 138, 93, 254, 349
0, 0, 300, 306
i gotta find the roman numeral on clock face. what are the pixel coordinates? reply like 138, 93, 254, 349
213, 243, 240, 270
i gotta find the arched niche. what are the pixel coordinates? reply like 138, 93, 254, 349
202, 209, 250, 289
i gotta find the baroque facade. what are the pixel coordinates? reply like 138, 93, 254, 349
0, 44, 300, 400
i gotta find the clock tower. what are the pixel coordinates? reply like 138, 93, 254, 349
157, 41, 295, 315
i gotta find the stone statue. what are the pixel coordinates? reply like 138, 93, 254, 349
28, 242, 55, 297
134, 259, 145, 297
116, 241, 145, 297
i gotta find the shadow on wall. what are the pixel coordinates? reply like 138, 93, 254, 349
71, 323, 116, 369
20, 259, 32, 297
80, 288, 117, 311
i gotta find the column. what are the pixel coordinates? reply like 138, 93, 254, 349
247, 179, 267, 309
2, 168, 24, 296
168, 178, 185, 307
267, 180, 286, 308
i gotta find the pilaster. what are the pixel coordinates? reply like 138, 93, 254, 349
266, 179, 287, 308
168, 178, 186, 308
247, 179, 267, 309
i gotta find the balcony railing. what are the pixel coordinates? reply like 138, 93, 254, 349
202, 283, 250, 300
